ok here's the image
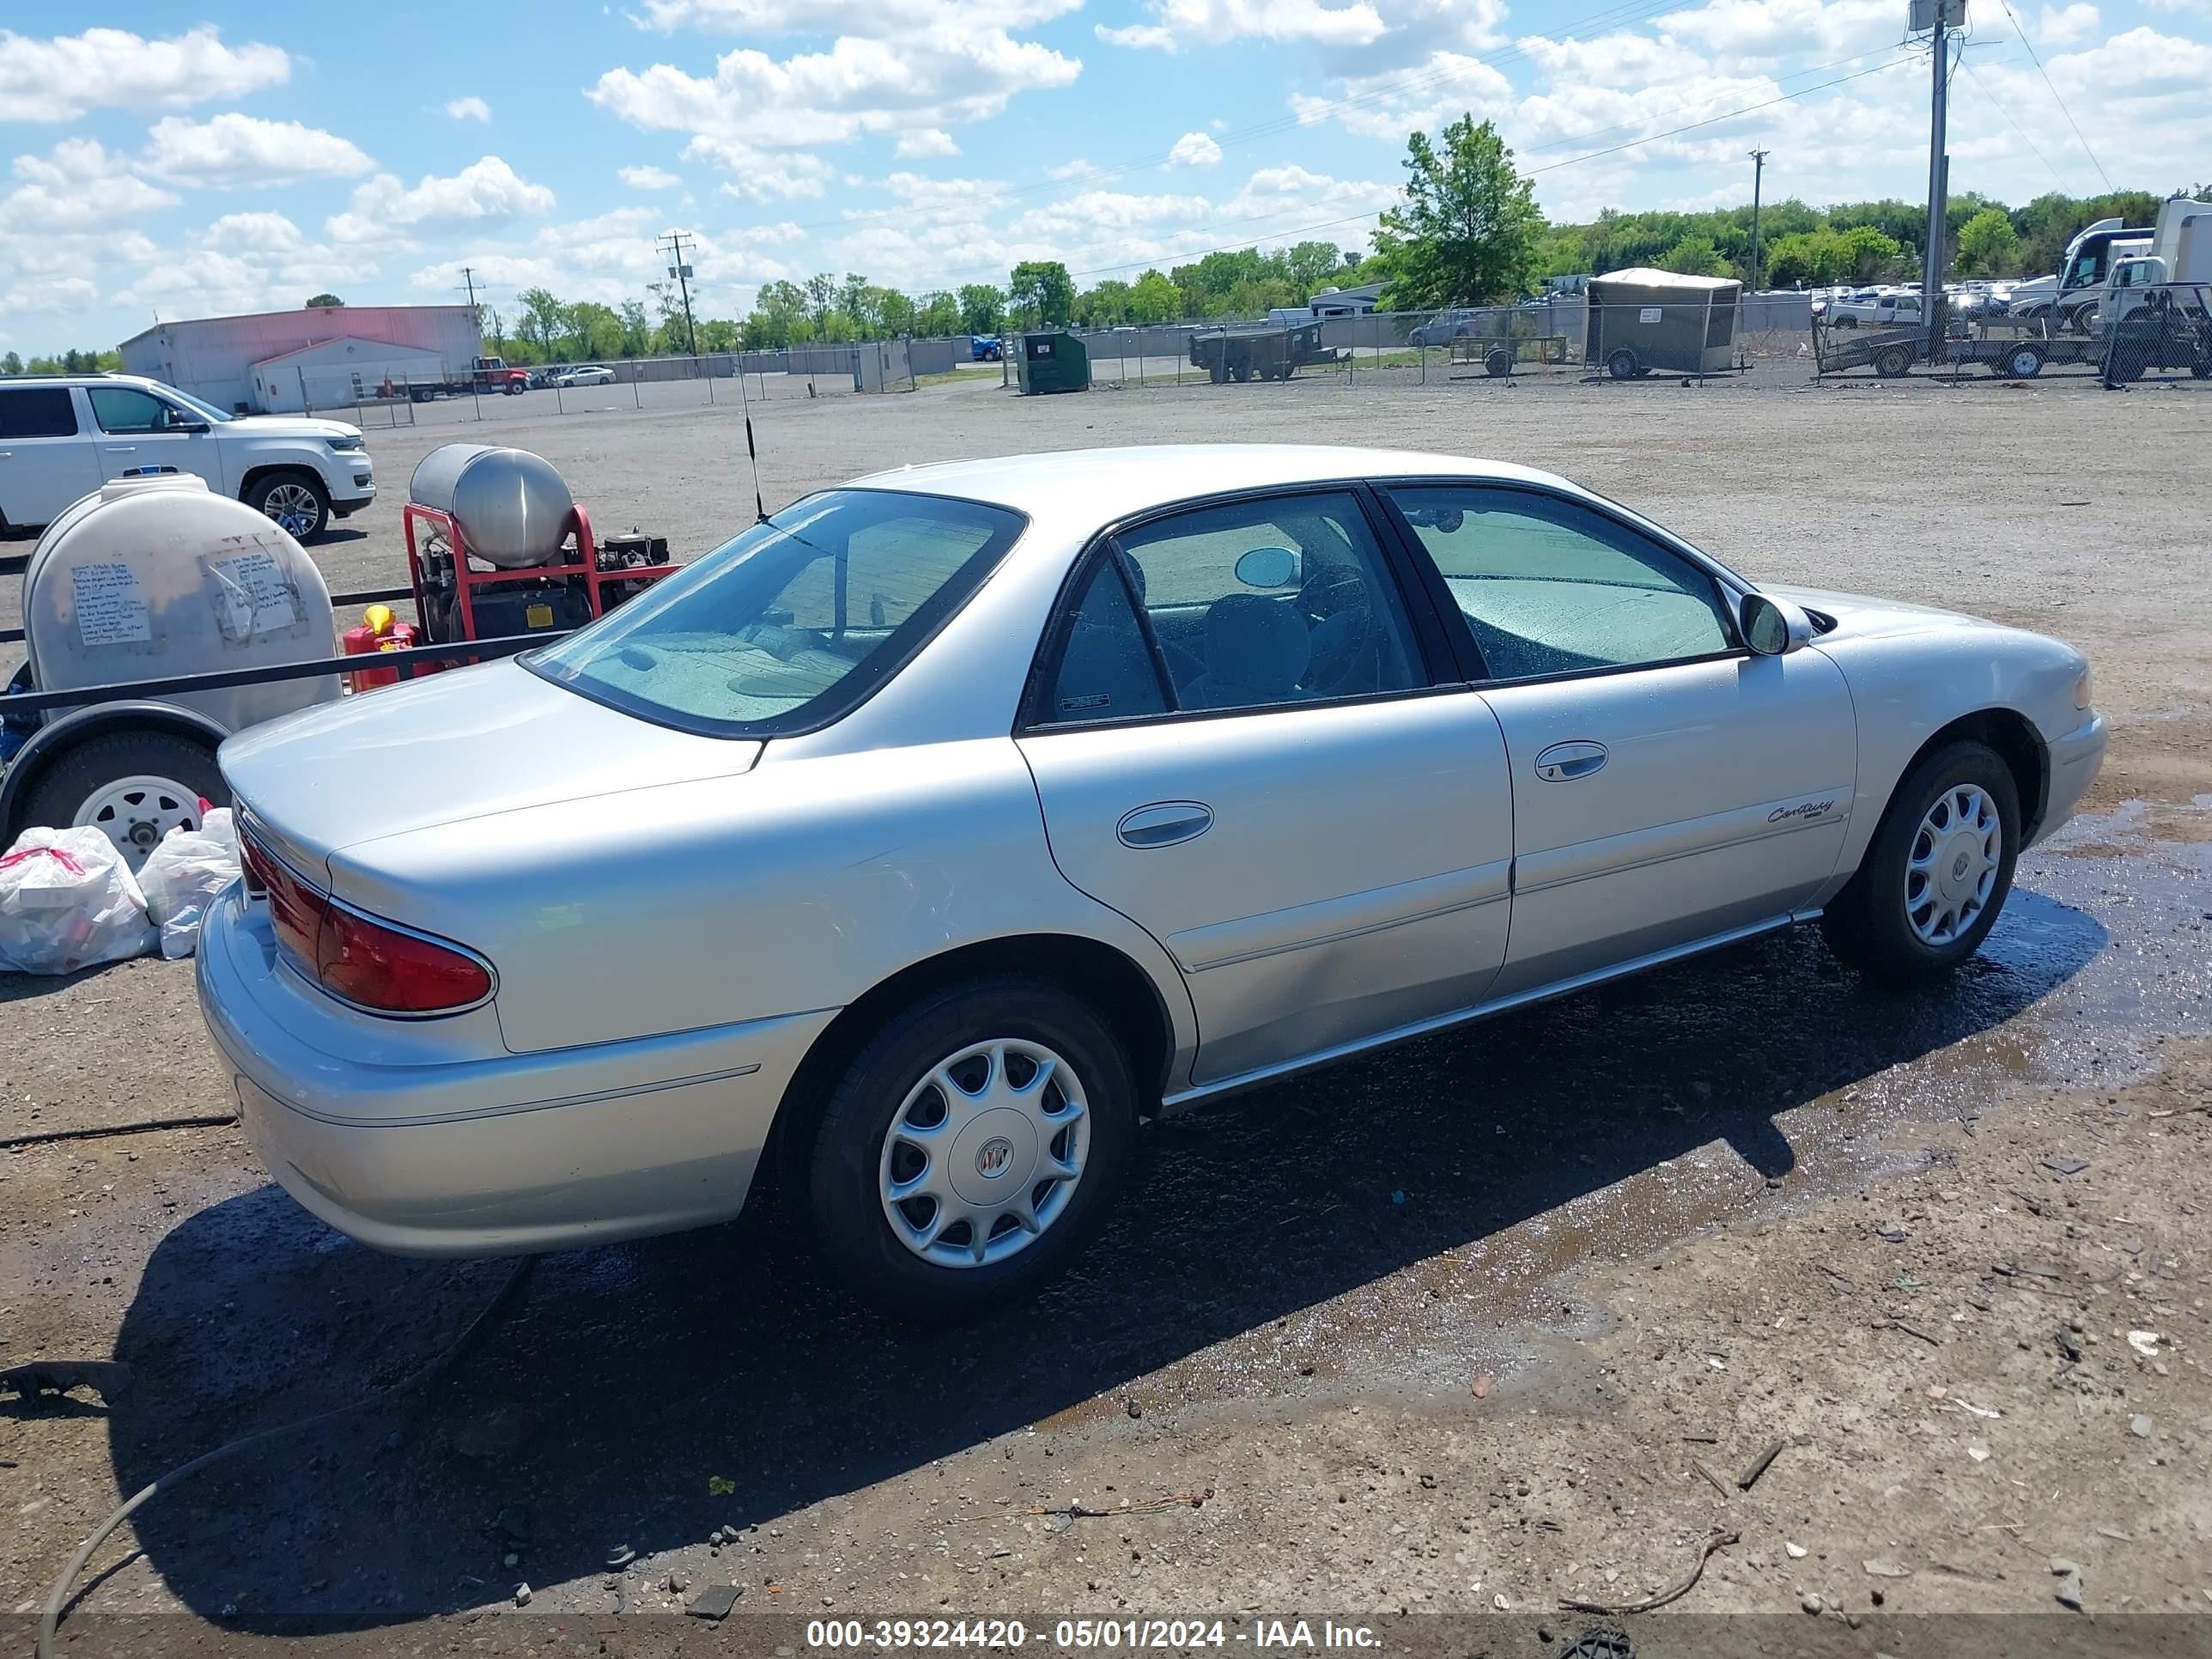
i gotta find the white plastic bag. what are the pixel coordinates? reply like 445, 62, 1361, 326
138, 808, 240, 961
0, 826, 158, 975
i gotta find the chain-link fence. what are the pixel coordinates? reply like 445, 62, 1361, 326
310, 342, 923, 429
1806, 281, 2212, 385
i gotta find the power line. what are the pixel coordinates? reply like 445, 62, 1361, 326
1992, 0, 2111, 190
1957, 53, 2070, 192
656, 230, 701, 354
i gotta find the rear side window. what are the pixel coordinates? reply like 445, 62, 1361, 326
1045, 556, 1169, 721
526, 489, 1024, 738
0, 387, 78, 439
87, 386, 171, 434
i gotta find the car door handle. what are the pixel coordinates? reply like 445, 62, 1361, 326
103, 445, 136, 453
1116, 802, 1212, 848
1534, 740, 1607, 781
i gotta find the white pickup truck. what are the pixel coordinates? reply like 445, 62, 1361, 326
1826, 289, 1923, 329
0, 374, 374, 542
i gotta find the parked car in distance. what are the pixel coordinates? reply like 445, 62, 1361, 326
1409, 309, 1476, 346
551, 364, 617, 388
0, 374, 372, 541
198, 444, 2104, 1319
1828, 290, 1923, 328
971, 336, 1004, 362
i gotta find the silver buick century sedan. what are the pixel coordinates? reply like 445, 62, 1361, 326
198, 446, 2104, 1317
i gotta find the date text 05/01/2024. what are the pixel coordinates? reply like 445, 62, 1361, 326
804, 1619, 1382, 1650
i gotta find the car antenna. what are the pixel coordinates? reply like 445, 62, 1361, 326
732, 356, 769, 523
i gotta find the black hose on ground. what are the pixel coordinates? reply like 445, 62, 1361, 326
37, 1255, 538, 1659
1, 1115, 239, 1152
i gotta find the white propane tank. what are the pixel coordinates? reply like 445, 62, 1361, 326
21, 475, 341, 732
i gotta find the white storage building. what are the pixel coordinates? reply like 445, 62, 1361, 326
118, 304, 482, 415
248, 337, 447, 413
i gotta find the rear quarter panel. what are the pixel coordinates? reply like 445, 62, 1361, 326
324, 737, 1198, 1060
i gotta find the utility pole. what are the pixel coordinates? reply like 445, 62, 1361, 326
658, 231, 700, 356
1746, 149, 1769, 295
1918, 0, 1956, 361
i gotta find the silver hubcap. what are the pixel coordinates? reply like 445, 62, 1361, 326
73, 774, 200, 870
1905, 783, 2002, 946
261, 482, 320, 537
878, 1038, 1089, 1269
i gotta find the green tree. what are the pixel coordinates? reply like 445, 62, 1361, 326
617, 300, 653, 357
802, 274, 836, 330
1838, 224, 1906, 282
1077, 277, 1133, 327
566, 301, 623, 359
915, 290, 961, 337
1127, 269, 1181, 323
1954, 206, 2023, 276
0, 350, 21, 375
1283, 240, 1346, 296
1007, 260, 1075, 327
1658, 233, 1732, 277
957, 283, 1004, 334
516, 286, 565, 356
747, 280, 811, 347
305, 292, 343, 308
1371, 114, 1545, 307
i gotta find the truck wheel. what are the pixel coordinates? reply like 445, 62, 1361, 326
1606, 347, 1640, 380
1208, 362, 1227, 385
246, 470, 329, 542
22, 730, 225, 872
2070, 305, 2099, 337
1484, 347, 1511, 379
1875, 345, 1912, 379
504, 380, 526, 396
806, 974, 1138, 1322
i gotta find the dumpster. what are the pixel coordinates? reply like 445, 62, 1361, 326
1016, 331, 1089, 395
1584, 269, 1740, 379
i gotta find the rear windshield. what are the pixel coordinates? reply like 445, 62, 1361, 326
525, 489, 1024, 738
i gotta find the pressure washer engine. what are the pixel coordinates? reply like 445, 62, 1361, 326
401, 444, 677, 656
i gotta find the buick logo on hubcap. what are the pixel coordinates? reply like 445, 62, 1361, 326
1953, 853, 1970, 878
975, 1137, 1014, 1179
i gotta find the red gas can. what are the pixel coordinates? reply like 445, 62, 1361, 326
342, 605, 419, 692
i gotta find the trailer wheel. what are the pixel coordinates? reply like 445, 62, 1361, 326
1606, 347, 1640, 380
22, 730, 225, 872
1208, 362, 1227, 385
1996, 343, 2045, 380
1484, 347, 1512, 379
1875, 344, 1912, 379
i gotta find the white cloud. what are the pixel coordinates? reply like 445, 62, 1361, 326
2034, 2, 2099, 42
896, 128, 962, 156
618, 164, 682, 189
0, 26, 289, 123
205, 211, 307, 251
1292, 48, 1515, 137
1048, 157, 1097, 179
142, 114, 375, 186
1098, 0, 1388, 50
0, 140, 179, 235
1167, 130, 1224, 166
446, 95, 492, 122
686, 136, 836, 198
635, 0, 1081, 30
326, 156, 555, 245
1650, 0, 1897, 61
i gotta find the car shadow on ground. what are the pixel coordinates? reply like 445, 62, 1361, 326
98, 890, 2104, 1628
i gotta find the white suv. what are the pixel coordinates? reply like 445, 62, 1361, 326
0, 374, 374, 542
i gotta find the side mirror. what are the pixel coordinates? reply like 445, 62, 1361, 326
1234, 545, 1302, 589
1741, 592, 1812, 657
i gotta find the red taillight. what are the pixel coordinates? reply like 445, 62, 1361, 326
238, 823, 492, 1015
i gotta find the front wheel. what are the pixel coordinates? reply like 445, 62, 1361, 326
1606, 347, 1640, 380
1820, 739, 2020, 983
807, 975, 1138, 1321
245, 470, 329, 541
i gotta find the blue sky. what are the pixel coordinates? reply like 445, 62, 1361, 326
3, 0, 2206, 351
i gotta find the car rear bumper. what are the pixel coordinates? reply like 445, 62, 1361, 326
195, 883, 836, 1257
2034, 713, 2106, 845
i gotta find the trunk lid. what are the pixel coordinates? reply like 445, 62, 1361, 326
219, 657, 762, 872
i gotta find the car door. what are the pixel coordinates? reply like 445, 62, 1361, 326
0, 386, 101, 528
1380, 482, 1856, 999
1016, 485, 1515, 1090
84, 384, 221, 490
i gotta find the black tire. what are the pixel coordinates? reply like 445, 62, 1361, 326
245, 469, 329, 542
806, 975, 1139, 1322
1875, 345, 1911, 378
504, 380, 526, 396
1819, 739, 2020, 984
1484, 347, 1511, 379
1606, 347, 1639, 380
20, 729, 225, 866
1208, 362, 1227, 385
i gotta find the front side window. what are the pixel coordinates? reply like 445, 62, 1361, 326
527, 489, 1024, 737
87, 386, 174, 434
1388, 486, 1734, 682
1094, 490, 1423, 716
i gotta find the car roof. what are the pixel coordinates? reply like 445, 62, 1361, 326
846, 444, 1576, 526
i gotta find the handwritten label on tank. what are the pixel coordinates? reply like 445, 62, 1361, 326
70, 562, 154, 647
204, 549, 299, 641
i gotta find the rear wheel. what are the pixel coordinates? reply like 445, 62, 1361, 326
1875, 344, 1912, 378
22, 730, 224, 872
807, 975, 1138, 1321
1820, 740, 2019, 983
1208, 362, 1227, 385
1993, 343, 2045, 379
1606, 347, 1640, 380
1484, 347, 1512, 378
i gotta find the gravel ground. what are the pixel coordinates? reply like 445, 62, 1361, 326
3, 364, 2209, 1654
